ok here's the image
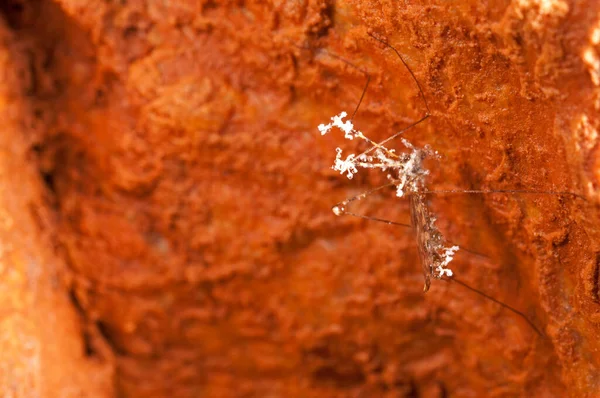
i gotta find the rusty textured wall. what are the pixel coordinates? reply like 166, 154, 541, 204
0, 1, 113, 396
1, 0, 600, 397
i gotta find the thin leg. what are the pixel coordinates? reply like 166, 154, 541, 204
422, 189, 585, 201
446, 240, 489, 259
314, 34, 432, 160
311, 49, 405, 161
320, 50, 371, 121
367, 31, 431, 115
345, 32, 432, 158
442, 276, 543, 336
421, 188, 585, 256
355, 114, 430, 160
294, 43, 371, 122
332, 181, 412, 229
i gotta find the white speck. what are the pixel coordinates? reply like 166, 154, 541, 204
318, 111, 356, 139
436, 245, 459, 278
318, 123, 331, 135
332, 148, 359, 179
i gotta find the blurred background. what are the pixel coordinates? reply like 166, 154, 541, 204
1, 0, 600, 397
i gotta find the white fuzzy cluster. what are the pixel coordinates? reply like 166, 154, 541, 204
423, 213, 459, 280
319, 112, 431, 196
437, 246, 459, 277
320, 111, 459, 281
319, 111, 354, 138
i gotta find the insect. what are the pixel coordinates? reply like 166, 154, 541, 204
317, 31, 582, 336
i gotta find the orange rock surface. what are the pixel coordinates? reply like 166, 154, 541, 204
1, 0, 600, 397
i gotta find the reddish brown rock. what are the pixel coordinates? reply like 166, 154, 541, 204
1, 0, 600, 396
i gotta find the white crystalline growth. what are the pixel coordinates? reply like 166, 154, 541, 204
437, 245, 459, 278
333, 148, 358, 179
319, 111, 431, 195
424, 212, 459, 279
319, 111, 459, 282
318, 111, 355, 139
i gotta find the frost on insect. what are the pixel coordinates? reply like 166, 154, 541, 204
320, 112, 432, 195
411, 193, 459, 292
321, 111, 459, 291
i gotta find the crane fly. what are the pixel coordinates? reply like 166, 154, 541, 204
316, 31, 583, 336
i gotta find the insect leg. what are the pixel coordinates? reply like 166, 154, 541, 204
442, 276, 543, 336
332, 180, 412, 229
422, 189, 585, 201
359, 31, 430, 154
295, 42, 371, 122
318, 50, 371, 122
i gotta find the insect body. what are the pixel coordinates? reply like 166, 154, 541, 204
316, 32, 560, 334
319, 112, 458, 292
410, 193, 458, 292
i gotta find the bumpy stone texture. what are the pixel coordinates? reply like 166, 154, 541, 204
2, 0, 600, 396
0, 2, 113, 396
